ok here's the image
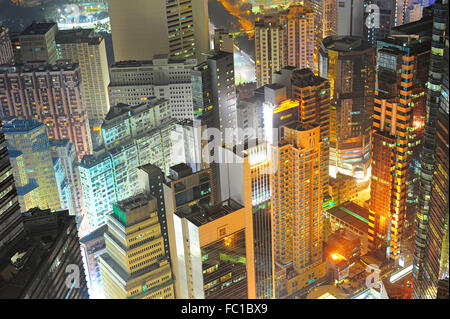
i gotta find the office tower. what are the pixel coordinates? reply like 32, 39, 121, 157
214, 28, 234, 53
166, 159, 255, 299
270, 122, 326, 298
369, 17, 433, 261
0, 25, 14, 65
0, 208, 88, 299
245, 141, 273, 299
50, 139, 84, 227
337, 0, 364, 37
323, 0, 338, 37
279, 5, 315, 71
99, 192, 175, 299
0, 119, 24, 250
329, 173, 358, 206
108, 0, 209, 61
291, 69, 331, 205
254, 18, 284, 87
319, 36, 375, 182
56, 29, 110, 122
18, 22, 58, 65
414, 0, 449, 298
108, 55, 196, 121
7, 150, 39, 212
79, 225, 107, 299
0, 63, 93, 160
53, 157, 74, 214
192, 51, 238, 143
364, 0, 397, 45
4, 119, 61, 211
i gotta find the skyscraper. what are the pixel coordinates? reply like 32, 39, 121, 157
270, 122, 326, 298
0, 208, 89, 299
414, 0, 449, 298
319, 36, 375, 183
165, 161, 255, 299
254, 17, 284, 87
369, 17, 433, 260
0, 119, 24, 250
108, 55, 196, 121
193, 51, 238, 143
56, 29, 111, 123
99, 192, 175, 299
0, 25, 14, 65
4, 119, 61, 212
7, 150, 39, 212
291, 69, 331, 205
364, 0, 397, 45
213, 28, 234, 54
108, 0, 210, 61
279, 5, 315, 72
0, 63, 93, 160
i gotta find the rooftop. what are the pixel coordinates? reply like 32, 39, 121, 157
114, 192, 154, 214
79, 224, 108, 244
327, 201, 369, 232
20, 22, 57, 36
56, 29, 102, 45
3, 118, 44, 134
291, 68, 328, 87
322, 36, 372, 53
176, 198, 244, 227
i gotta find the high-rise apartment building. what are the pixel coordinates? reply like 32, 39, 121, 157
0, 119, 24, 250
79, 101, 177, 232
254, 18, 284, 87
192, 51, 238, 143
270, 122, 326, 298
4, 119, 61, 212
108, 55, 196, 121
0, 63, 93, 160
0, 208, 88, 299
319, 36, 375, 182
18, 22, 58, 65
279, 5, 315, 71
0, 25, 14, 65
56, 29, 110, 122
108, 0, 209, 61
291, 69, 331, 205
369, 17, 433, 260
99, 192, 175, 299
414, 0, 449, 298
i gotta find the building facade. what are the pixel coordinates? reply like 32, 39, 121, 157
108, 0, 209, 61
108, 55, 196, 121
0, 63, 93, 160
56, 29, 111, 122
